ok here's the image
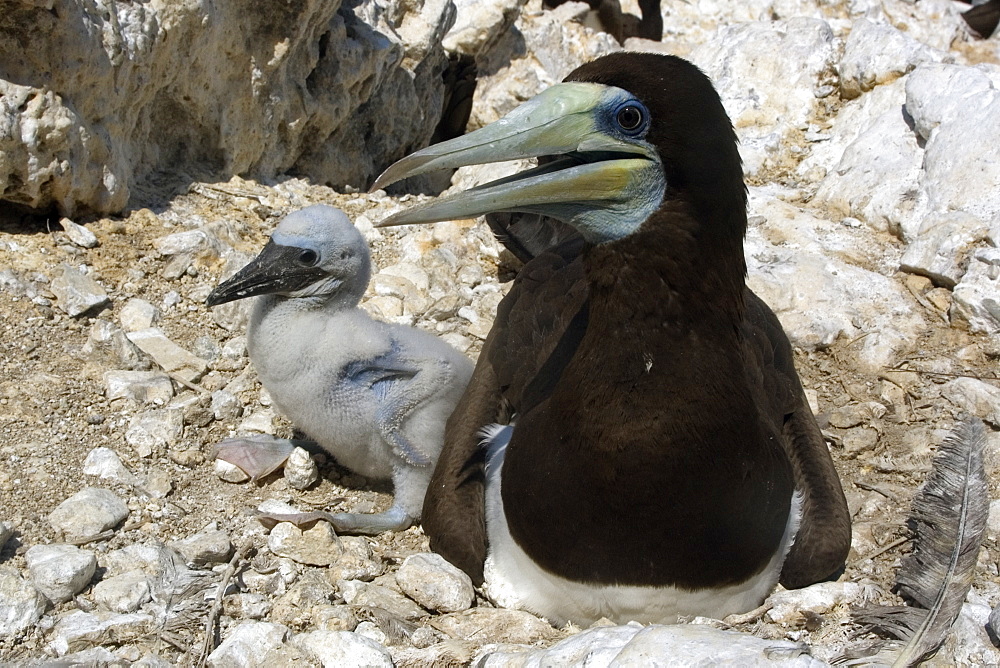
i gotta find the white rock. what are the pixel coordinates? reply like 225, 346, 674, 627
125, 409, 184, 457
433, 608, 556, 644
396, 552, 474, 613
809, 79, 925, 237
91, 570, 152, 614
479, 622, 823, 666
292, 630, 394, 668
952, 248, 1000, 333
126, 327, 208, 383
169, 524, 233, 567
905, 64, 1000, 227
83, 319, 145, 369
284, 447, 319, 490
940, 378, 1000, 426
25, 544, 97, 603
338, 580, 427, 621
48, 487, 129, 542
59, 218, 100, 248
50, 264, 111, 317
0, 522, 9, 551
766, 581, 863, 625
838, 18, 945, 100
104, 370, 174, 405
154, 229, 226, 279
119, 298, 160, 332
206, 621, 289, 667
443, 0, 525, 57
1, 0, 457, 216
900, 211, 989, 288
211, 389, 244, 422
691, 18, 836, 177
82, 447, 139, 485
268, 521, 341, 567
222, 592, 272, 620
0, 566, 46, 637
215, 458, 251, 483
47, 610, 153, 657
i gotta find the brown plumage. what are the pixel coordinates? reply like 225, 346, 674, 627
378, 52, 851, 623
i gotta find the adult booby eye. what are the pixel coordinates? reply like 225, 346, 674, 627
298, 249, 319, 266
614, 101, 646, 134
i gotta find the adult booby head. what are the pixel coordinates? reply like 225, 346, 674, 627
207, 205, 474, 535
373, 53, 850, 625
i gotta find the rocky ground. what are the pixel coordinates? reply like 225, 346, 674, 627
2, 0, 1000, 666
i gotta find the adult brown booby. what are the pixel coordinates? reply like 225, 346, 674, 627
370, 52, 851, 625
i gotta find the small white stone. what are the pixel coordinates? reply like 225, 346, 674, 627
765, 581, 863, 625
268, 522, 341, 567
25, 544, 97, 603
206, 621, 289, 668
48, 488, 129, 542
284, 447, 319, 490
292, 630, 393, 668
47, 611, 153, 657
126, 327, 208, 383
397, 552, 474, 613
59, 218, 100, 248
215, 458, 251, 483
104, 370, 174, 405
0, 566, 46, 637
169, 524, 233, 566
118, 298, 160, 332
82, 448, 139, 485
125, 409, 184, 457
50, 264, 111, 317
239, 408, 276, 435
91, 570, 152, 614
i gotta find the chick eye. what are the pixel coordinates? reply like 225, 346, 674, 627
298, 249, 319, 266
616, 104, 644, 132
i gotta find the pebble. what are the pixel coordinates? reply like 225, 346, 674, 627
104, 370, 174, 405
91, 570, 152, 613
48, 610, 154, 657
82, 447, 140, 486
59, 218, 100, 248
48, 487, 129, 542
268, 521, 341, 567
0, 521, 11, 550
270, 572, 336, 626
480, 622, 824, 666
314, 604, 359, 632
125, 409, 184, 457
25, 543, 97, 603
284, 447, 318, 490
50, 264, 111, 317
205, 621, 289, 667
338, 580, 427, 621
239, 408, 276, 435
326, 536, 384, 582
396, 552, 474, 613
126, 327, 209, 383
215, 458, 251, 483
0, 566, 46, 637
211, 389, 243, 422
433, 608, 557, 644
222, 592, 272, 620
168, 523, 233, 567
119, 298, 161, 332
84, 319, 145, 369
292, 630, 394, 668
154, 229, 225, 280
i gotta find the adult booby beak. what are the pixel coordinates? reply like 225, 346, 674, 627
370, 82, 665, 243
206, 240, 329, 306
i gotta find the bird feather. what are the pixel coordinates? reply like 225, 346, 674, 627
847, 417, 990, 667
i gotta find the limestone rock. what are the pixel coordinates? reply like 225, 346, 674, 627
50, 264, 111, 317
82, 447, 139, 486
25, 544, 98, 603
338, 580, 427, 621
104, 370, 174, 405
1, 0, 457, 216
839, 18, 946, 100
292, 630, 394, 668
284, 447, 319, 490
268, 521, 341, 567
396, 552, 474, 613
169, 523, 233, 567
126, 327, 209, 383
91, 570, 152, 614
119, 298, 160, 332
58, 218, 100, 248
47, 610, 154, 657
434, 608, 557, 644
48, 487, 129, 542
125, 409, 184, 457
941, 378, 1000, 426
205, 621, 289, 668
900, 211, 989, 288
0, 567, 46, 638
765, 581, 863, 625
952, 248, 1000, 333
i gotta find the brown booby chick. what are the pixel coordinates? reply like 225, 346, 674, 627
207, 205, 474, 534
370, 53, 851, 625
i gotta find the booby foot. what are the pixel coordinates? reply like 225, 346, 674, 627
328, 505, 415, 535
214, 435, 313, 481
